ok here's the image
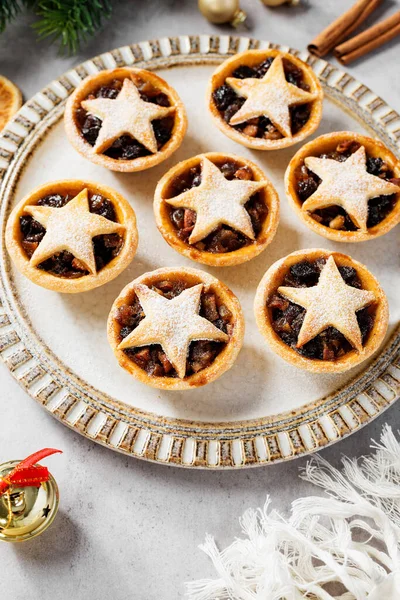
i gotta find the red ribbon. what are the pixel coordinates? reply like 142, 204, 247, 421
0, 448, 62, 497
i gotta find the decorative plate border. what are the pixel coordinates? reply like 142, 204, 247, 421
0, 36, 399, 469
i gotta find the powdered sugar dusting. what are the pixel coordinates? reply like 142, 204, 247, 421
26, 189, 123, 274
81, 78, 174, 154
279, 256, 376, 352
165, 157, 266, 244
226, 56, 316, 137
118, 283, 228, 378
303, 146, 400, 231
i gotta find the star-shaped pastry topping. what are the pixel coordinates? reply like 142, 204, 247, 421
25, 189, 124, 274
302, 146, 400, 231
118, 283, 228, 378
225, 56, 316, 137
278, 256, 376, 352
81, 78, 175, 154
165, 157, 266, 244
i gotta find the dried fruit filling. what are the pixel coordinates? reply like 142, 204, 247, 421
268, 259, 375, 361
296, 140, 400, 229
19, 193, 123, 277
167, 160, 268, 253
212, 57, 311, 139
116, 280, 233, 377
76, 77, 174, 160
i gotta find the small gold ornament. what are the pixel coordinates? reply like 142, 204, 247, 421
198, 0, 247, 26
0, 460, 59, 542
261, 0, 299, 6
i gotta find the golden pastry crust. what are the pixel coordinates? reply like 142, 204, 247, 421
6, 179, 138, 293
64, 67, 187, 172
154, 152, 280, 267
254, 249, 389, 373
207, 49, 323, 150
285, 131, 400, 242
107, 267, 245, 390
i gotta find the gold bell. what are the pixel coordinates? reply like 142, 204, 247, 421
0, 460, 59, 542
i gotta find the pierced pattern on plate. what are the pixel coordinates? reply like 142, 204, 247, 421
0, 35, 399, 468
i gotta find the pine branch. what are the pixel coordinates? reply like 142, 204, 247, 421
33, 0, 113, 54
0, 0, 22, 33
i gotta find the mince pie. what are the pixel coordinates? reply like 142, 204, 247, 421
64, 67, 187, 172
107, 267, 245, 390
254, 249, 388, 373
154, 152, 279, 266
208, 49, 323, 150
6, 180, 138, 293
285, 131, 400, 242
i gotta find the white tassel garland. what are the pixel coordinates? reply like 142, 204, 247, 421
186, 425, 400, 600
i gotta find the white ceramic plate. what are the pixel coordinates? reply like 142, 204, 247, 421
0, 36, 399, 468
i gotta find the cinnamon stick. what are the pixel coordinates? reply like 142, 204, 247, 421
334, 10, 400, 65
308, 0, 382, 57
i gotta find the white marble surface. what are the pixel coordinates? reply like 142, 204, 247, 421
0, 1, 399, 598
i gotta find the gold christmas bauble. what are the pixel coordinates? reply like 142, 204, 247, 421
261, 0, 299, 6
198, 0, 247, 26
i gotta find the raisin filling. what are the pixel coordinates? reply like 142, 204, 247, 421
167, 160, 268, 253
296, 140, 400, 230
76, 77, 174, 160
19, 193, 123, 278
212, 57, 311, 139
116, 280, 233, 377
268, 259, 375, 361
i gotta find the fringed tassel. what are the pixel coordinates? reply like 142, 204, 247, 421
186, 425, 400, 600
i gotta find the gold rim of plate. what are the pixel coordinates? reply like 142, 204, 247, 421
0, 36, 399, 469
